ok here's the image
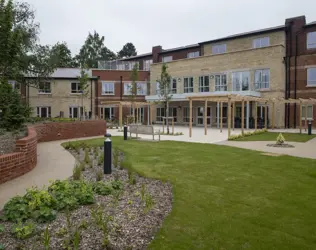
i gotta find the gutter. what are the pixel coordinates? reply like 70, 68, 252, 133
90, 79, 93, 118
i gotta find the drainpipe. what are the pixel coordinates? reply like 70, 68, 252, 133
286, 22, 293, 128
120, 76, 123, 101
90, 79, 93, 119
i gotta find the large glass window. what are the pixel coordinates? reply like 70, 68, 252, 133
156, 107, 165, 122
307, 68, 316, 86
215, 75, 227, 91
102, 82, 115, 95
143, 59, 153, 71
183, 107, 193, 123
184, 77, 194, 93
302, 105, 313, 120
253, 37, 270, 48
232, 71, 250, 91
212, 44, 226, 54
254, 69, 270, 89
198, 76, 210, 92
307, 31, 316, 49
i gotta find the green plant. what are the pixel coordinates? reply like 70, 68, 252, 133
32, 206, 57, 223
70, 181, 95, 205
56, 227, 67, 237
84, 149, 90, 164
12, 221, 35, 239
79, 162, 86, 172
120, 160, 132, 170
90, 206, 104, 227
96, 169, 103, 181
128, 170, 136, 185
0, 224, 4, 233
128, 200, 133, 205
73, 227, 80, 250
3, 196, 30, 222
93, 182, 113, 196
141, 184, 146, 201
78, 219, 88, 230
111, 180, 123, 190
144, 193, 154, 213
113, 148, 119, 168
0, 243, 4, 250
0, 129, 5, 135
98, 154, 104, 166
73, 163, 82, 180
43, 225, 50, 250
276, 133, 285, 145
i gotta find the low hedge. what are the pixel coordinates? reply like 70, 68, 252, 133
228, 128, 267, 140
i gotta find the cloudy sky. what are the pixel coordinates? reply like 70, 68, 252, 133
26, 0, 316, 56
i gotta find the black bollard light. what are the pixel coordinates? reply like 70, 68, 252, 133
104, 133, 112, 175
308, 120, 312, 135
124, 125, 128, 140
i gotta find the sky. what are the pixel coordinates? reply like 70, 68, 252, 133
25, 0, 316, 56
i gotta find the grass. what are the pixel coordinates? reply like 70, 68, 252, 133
234, 132, 316, 142
62, 137, 316, 250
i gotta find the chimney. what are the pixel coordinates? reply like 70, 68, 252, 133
152, 45, 162, 63
285, 16, 306, 56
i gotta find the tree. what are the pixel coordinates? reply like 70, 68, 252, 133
118, 43, 137, 59
157, 64, 172, 134
51, 42, 75, 67
77, 66, 90, 120
76, 31, 117, 68
128, 63, 140, 123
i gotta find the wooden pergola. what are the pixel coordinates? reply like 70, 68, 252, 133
186, 94, 316, 138
100, 101, 153, 128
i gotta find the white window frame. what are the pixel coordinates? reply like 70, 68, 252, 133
214, 74, 227, 91
171, 78, 177, 94
253, 37, 270, 49
143, 59, 153, 71
187, 51, 200, 58
307, 67, 316, 86
183, 107, 193, 123
307, 31, 316, 49
162, 56, 173, 63
184, 77, 194, 93
124, 83, 132, 95
101, 81, 115, 95
156, 107, 165, 122
39, 82, 51, 94
212, 44, 226, 54
232, 71, 250, 91
302, 105, 313, 120
137, 82, 147, 95
70, 82, 81, 94
36, 106, 51, 118
69, 106, 83, 119
198, 76, 210, 92
254, 69, 270, 90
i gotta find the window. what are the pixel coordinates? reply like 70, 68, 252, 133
162, 56, 172, 63
307, 68, 316, 86
212, 44, 226, 54
232, 71, 250, 91
102, 82, 114, 95
307, 32, 316, 49
37, 107, 51, 118
253, 37, 270, 48
69, 106, 83, 119
39, 82, 51, 94
137, 82, 147, 95
187, 51, 200, 58
143, 59, 153, 71
71, 82, 81, 94
156, 81, 160, 95
124, 83, 132, 95
171, 78, 177, 94
183, 107, 193, 123
168, 107, 177, 122
184, 77, 194, 93
215, 75, 227, 91
216, 106, 228, 123
156, 107, 165, 122
255, 69, 270, 89
199, 76, 210, 92
302, 105, 313, 120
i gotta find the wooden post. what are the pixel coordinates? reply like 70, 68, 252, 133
232, 102, 235, 131
150, 104, 153, 125
204, 100, 207, 135
136, 104, 139, 124
189, 99, 192, 137
172, 118, 174, 135
228, 98, 231, 138
254, 102, 258, 131
119, 103, 123, 129
272, 102, 275, 130
220, 102, 223, 133
305, 104, 308, 132
264, 103, 268, 129
162, 118, 165, 133
299, 102, 302, 134
241, 100, 244, 135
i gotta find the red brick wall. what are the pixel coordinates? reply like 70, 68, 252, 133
0, 127, 37, 184
34, 120, 107, 142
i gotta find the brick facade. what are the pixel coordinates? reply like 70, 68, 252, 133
0, 127, 37, 184
0, 120, 107, 184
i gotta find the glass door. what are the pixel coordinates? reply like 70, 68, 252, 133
104, 107, 114, 120
197, 107, 211, 126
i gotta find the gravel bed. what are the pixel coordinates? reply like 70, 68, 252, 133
0, 147, 173, 250
0, 128, 28, 155
266, 143, 295, 148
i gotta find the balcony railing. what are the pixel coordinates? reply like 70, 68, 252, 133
98, 60, 140, 71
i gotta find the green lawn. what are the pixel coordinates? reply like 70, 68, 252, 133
68, 137, 316, 250
234, 132, 316, 142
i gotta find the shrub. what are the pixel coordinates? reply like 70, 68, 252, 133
12, 221, 35, 239
93, 182, 113, 196
84, 149, 90, 164
70, 181, 95, 205
96, 169, 103, 181
128, 170, 136, 185
228, 128, 268, 141
111, 180, 123, 190
3, 196, 30, 222
73, 163, 82, 180
276, 133, 285, 145
98, 154, 104, 166
144, 193, 154, 214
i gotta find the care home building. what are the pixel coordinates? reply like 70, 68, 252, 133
146, 26, 286, 128
23, 68, 98, 119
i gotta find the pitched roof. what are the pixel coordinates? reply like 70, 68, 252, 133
306, 21, 316, 27
159, 44, 200, 54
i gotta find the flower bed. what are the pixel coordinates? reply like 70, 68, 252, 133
228, 128, 268, 140
0, 142, 172, 250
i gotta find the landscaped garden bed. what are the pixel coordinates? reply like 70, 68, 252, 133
0, 142, 172, 250
0, 127, 28, 155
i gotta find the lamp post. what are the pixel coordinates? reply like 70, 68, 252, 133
104, 133, 112, 174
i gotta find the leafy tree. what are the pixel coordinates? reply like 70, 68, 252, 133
157, 64, 172, 134
51, 42, 75, 67
128, 64, 140, 123
77, 66, 90, 120
76, 31, 117, 68
118, 43, 137, 59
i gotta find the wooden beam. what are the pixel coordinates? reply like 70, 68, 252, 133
254, 102, 257, 131
272, 102, 275, 130
241, 100, 244, 135
232, 102, 235, 131
305, 104, 308, 132
220, 101, 223, 133
264, 104, 268, 129
299, 102, 302, 134
228, 97, 231, 138
204, 100, 207, 135
189, 99, 192, 137
119, 103, 123, 128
